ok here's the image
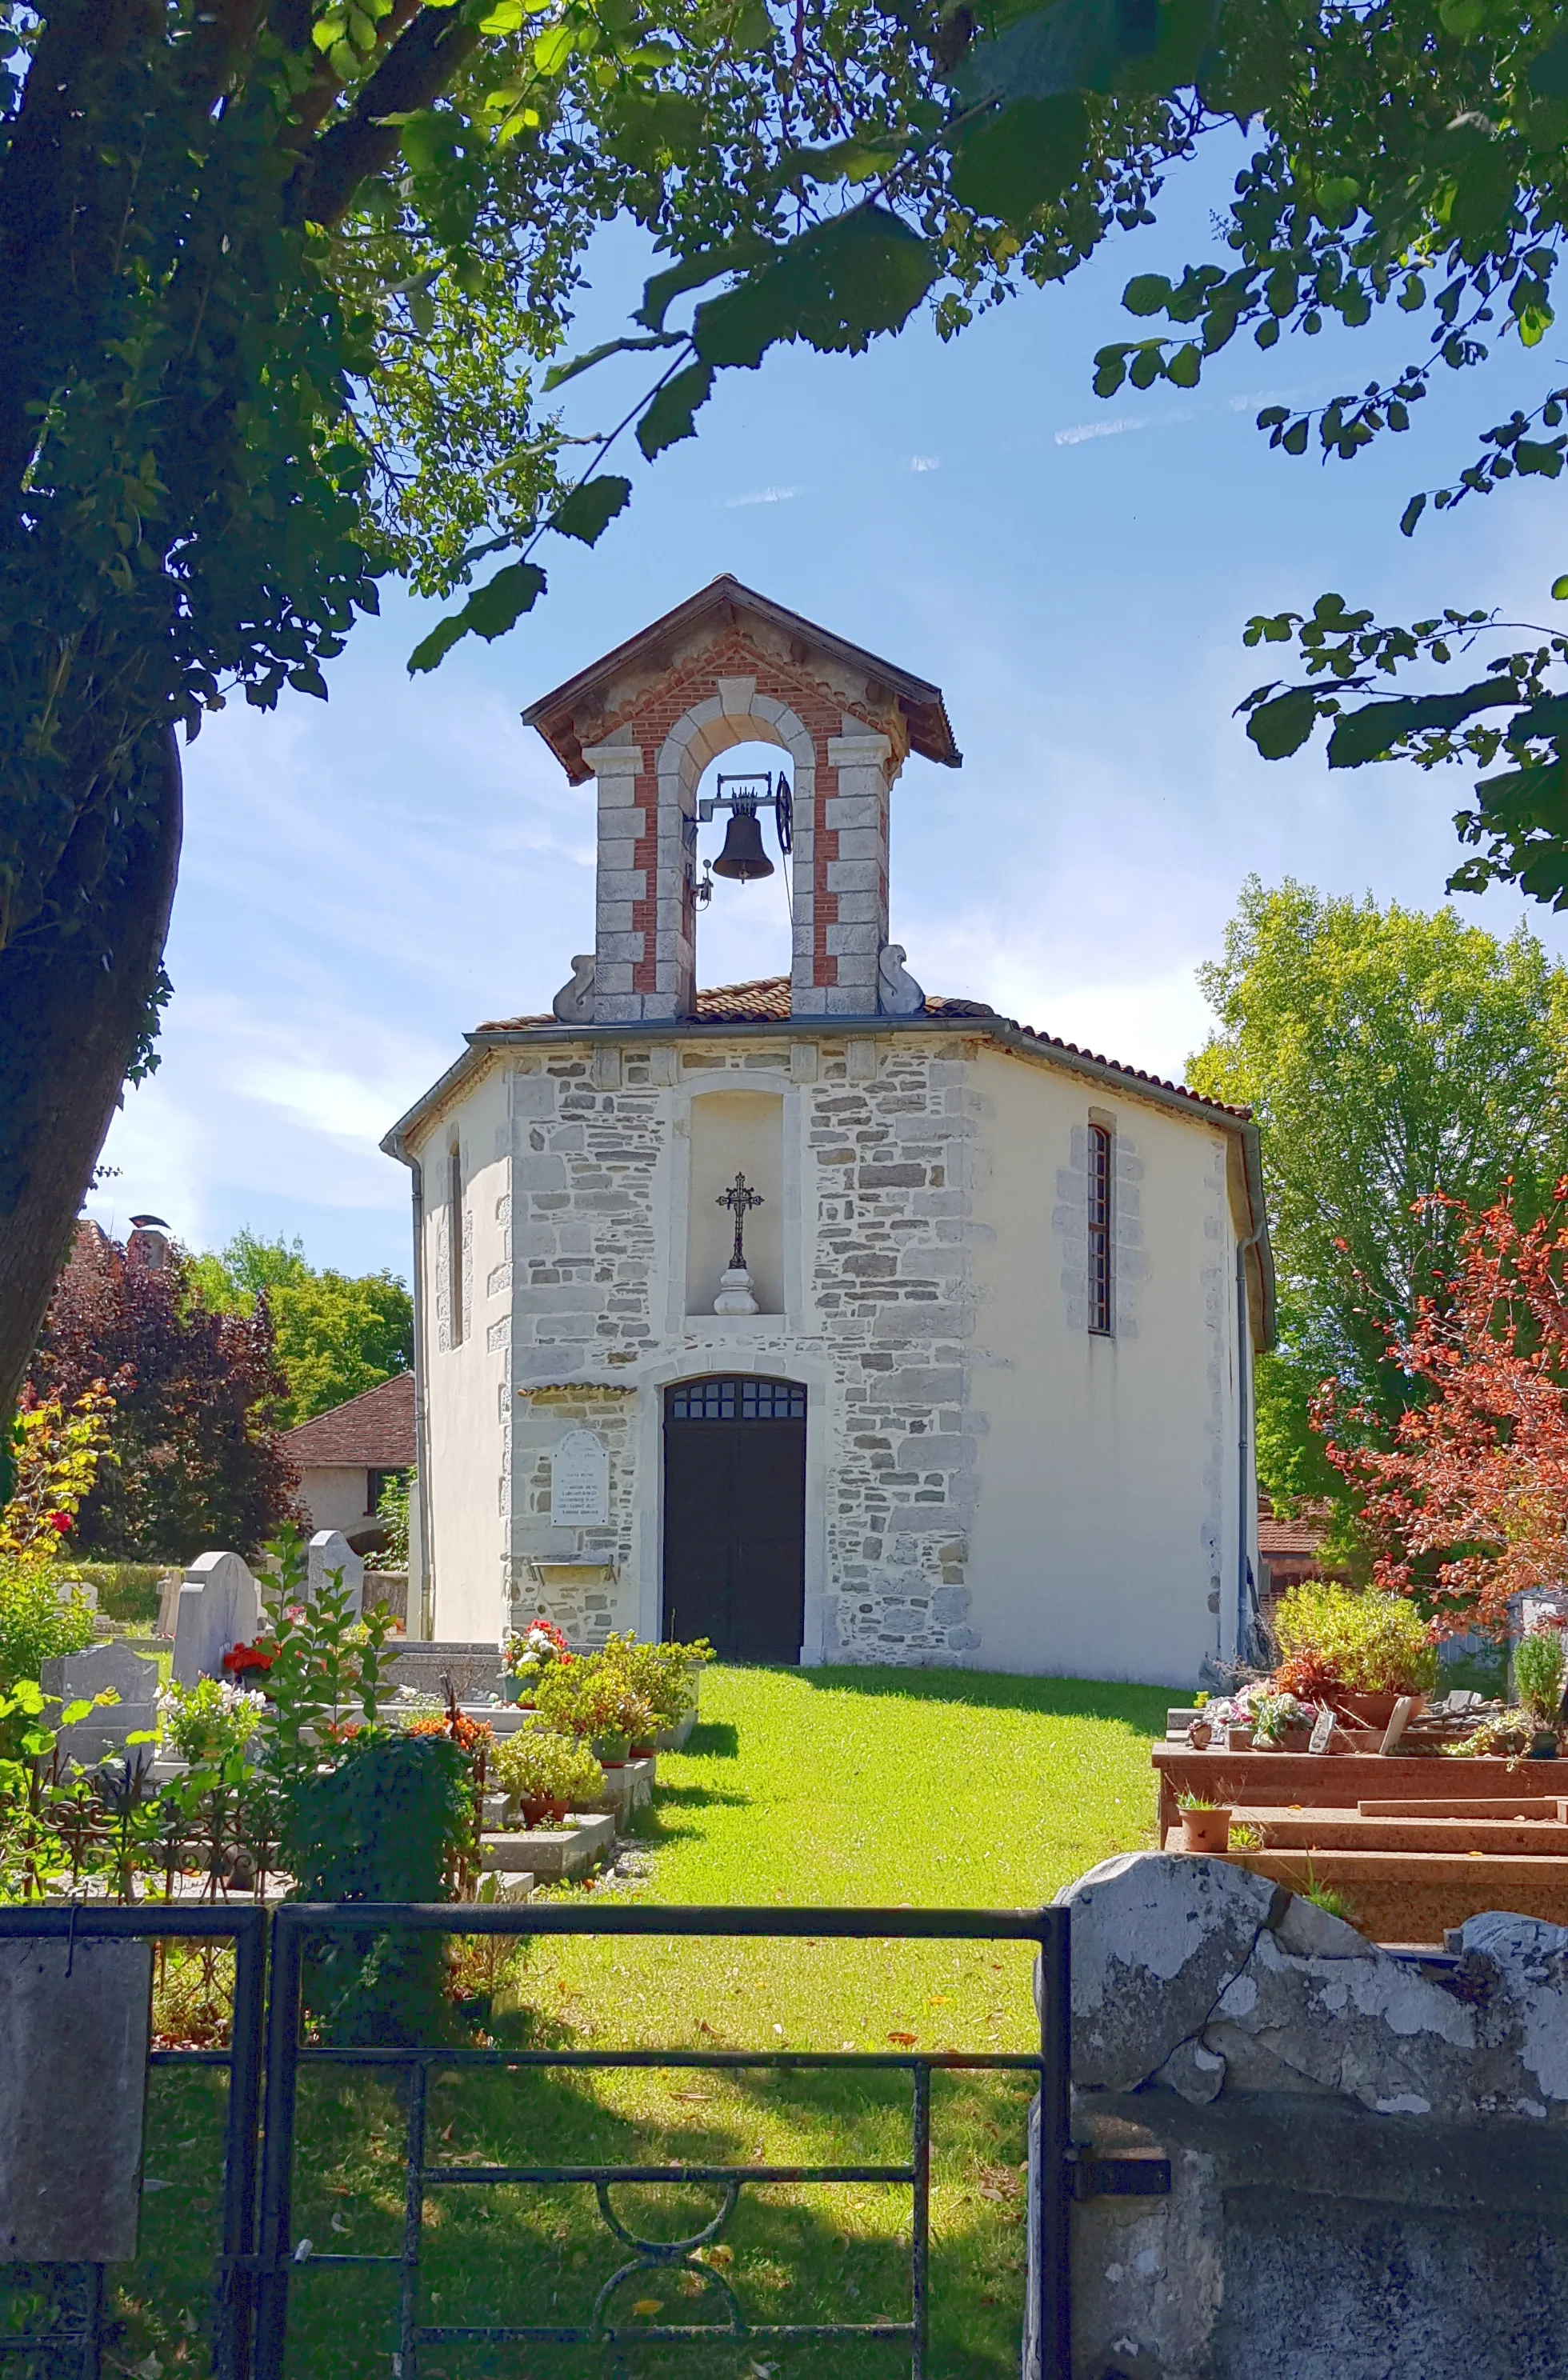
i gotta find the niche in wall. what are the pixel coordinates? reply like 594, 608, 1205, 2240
686, 1090, 785, 1315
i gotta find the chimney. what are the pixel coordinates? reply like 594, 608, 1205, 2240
126, 1214, 173, 1272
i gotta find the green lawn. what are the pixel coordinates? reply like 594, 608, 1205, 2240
114, 1666, 1166, 2379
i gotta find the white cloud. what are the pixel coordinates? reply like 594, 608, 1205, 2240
720, 484, 802, 508
1054, 414, 1147, 446
910, 454, 941, 473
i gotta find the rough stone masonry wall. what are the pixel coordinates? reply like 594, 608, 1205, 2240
808, 1034, 984, 1662
1029, 1850, 1568, 2379
494, 1030, 988, 1663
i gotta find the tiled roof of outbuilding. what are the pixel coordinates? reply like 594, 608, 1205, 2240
285, 1370, 415, 1468
477, 976, 1250, 1122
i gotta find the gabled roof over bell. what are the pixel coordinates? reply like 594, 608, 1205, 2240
521, 574, 962, 782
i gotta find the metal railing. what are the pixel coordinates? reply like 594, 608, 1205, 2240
253, 1902, 1072, 2380
0, 1902, 266, 2380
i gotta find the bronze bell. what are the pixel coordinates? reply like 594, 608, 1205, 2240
711, 801, 774, 882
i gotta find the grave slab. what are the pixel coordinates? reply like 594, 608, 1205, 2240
306, 1530, 364, 1615
587, 1758, 655, 1823
39, 1641, 161, 1767
0, 1938, 152, 2261
481, 1813, 614, 1882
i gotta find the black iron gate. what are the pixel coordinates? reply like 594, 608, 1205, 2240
0, 1900, 1080, 2378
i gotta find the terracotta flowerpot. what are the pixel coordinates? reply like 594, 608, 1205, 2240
1226, 1725, 1254, 1751
518, 1794, 572, 1827
594, 1730, 632, 1767
1180, 1808, 1231, 1854
1334, 1692, 1423, 1731
629, 1742, 657, 1761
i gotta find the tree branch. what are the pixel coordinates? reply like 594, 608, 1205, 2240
286, 5, 480, 227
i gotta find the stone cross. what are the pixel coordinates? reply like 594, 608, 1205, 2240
717, 1171, 764, 1272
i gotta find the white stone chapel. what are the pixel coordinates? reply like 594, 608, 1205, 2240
384, 578, 1275, 1686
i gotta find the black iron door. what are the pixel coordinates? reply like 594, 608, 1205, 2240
662, 1377, 806, 1662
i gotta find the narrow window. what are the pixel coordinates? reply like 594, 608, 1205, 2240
1087, 1122, 1113, 1336
448, 1143, 464, 1348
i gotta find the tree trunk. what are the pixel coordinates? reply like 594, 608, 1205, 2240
0, 729, 182, 1413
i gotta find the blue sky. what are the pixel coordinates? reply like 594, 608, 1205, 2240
87, 130, 1568, 1282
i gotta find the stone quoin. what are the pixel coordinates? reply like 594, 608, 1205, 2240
384, 578, 1276, 1682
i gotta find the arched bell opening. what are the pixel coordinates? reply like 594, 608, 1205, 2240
661, 1375, 807, 1663
691, 739, 795, 988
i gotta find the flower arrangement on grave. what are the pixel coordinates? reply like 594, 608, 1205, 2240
1272, 1583, 1438, 1704
531, 1656, 655, 1764
502, 1616, 573, 1697
157, 1674, 266, 1766
598, 1632, 714, 1739
222, 1638, 275, 1685
1246, 1690, 1314, 1749
491, 1723, 605, 1827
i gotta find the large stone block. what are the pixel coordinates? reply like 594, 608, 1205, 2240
307, 1530, 365, 1615
0, 1938, 152, 2261
1056, 1853, 1281, 2091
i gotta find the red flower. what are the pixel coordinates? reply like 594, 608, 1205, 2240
222, 1640, 274, 1677
49, 1511, 71, 1534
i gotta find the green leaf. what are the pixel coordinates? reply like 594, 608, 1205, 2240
791, 136, 905, 186
542, 330, 682, 392
1530, 32, 1568, 98
1282, 417, 1309, 456
602, 91, 707, 169
1551, 574, 1568, 601
948, 94, 1090, 227
478, 0, 525, 25
636, 360, 715, 458
400, 110, 452, 177
1438, 0, 1485, 30
549, 475, 633, 545
1399, 493, 1426, 538
1246, 687, 1318, 760
1515, 440, 1564, 478
1326, 682, 1516, 770
692, 206, 939, 370
634, 235, 770, 333
532, 22, 578, 73
408, 562, 547, 673
1165, 340, 1201, 388
956, 0, 1214, 105
1122, 272, 1172, 318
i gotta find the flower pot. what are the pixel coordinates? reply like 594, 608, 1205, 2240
1256, 1721, 1314, 1753
1334, 1691, 1423, 1732
1179, 1808, 1231, 1854
1529, 1730, 1559, 1761
1186, 1719, 1214, 1750
1226, 1725, 1254, 1751
502, 1678, 525, 1706
519, 1794, 572, 1826
594, 1730, 632, 1767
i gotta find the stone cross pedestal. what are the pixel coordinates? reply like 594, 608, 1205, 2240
39, 1639, 161, 1767
173, 1550, 263, 1688
714, 1264, 759, 1314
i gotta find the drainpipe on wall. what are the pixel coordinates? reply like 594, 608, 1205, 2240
409, 1155, 436, 1640
1236, 1221, 1265, 1666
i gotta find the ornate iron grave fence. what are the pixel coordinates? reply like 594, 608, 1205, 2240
251, 1902, 1075, 2380
0, 1901, 266, 2380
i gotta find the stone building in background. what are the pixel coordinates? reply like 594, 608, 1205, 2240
384, 578, 1275, 1684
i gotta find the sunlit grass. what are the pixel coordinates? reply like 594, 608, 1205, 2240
117, 1664, 1166, 2376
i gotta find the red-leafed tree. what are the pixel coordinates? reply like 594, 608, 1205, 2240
25, 1222, 304, 1562
1317, 1186, 1568, 1641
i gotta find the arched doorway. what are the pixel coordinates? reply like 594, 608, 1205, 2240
662, 1377, 806, 1662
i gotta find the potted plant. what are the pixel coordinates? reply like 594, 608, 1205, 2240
1176, 1792, 1231, 1854
1514, 1624, 1564, 1759
532, 1658, 654, 1766
1273, 1583, 1438, 1730
501, 1615, 573, 1705
491, 1725, 605, 1826
598, 1631, 714, 1753
1249, 1691, 1314, 1751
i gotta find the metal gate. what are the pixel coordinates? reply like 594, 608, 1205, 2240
0, 1900, 1082, 2378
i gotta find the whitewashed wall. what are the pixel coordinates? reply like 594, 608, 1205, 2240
295, 1462, 374, 1538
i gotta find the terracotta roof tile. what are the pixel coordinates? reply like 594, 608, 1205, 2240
476, 978, 1248, 1121
285, 1370, 415, 1468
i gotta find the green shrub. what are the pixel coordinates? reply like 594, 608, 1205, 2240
492, 1724, 604, 1814
156, 1675, 264, 1766
1274, 1584, 1438, 1696
283, 1729, 474, 2045
598, 1632, 714, 1728
532, 1655, 654, 1746
65, 1561, 165, 1627
0, 1562, 96, 1689
1514, 1628, 1566, 1726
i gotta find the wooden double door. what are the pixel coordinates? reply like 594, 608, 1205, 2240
662, 1376, 806, 1663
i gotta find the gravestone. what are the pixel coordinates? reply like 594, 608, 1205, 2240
53, 1577, 98, 1612
307, 1529, 364, 1616
0, 1938, 153, 2261
38, 1640, 161, 1768
550, 1430, 609, 1526
173, 1550, 262, 1688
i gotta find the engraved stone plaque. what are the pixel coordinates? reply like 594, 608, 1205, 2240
551, 1430, 610, 1526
